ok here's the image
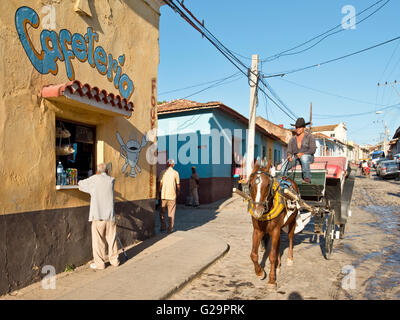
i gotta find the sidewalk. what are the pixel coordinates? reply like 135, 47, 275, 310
0, 197, 236, 300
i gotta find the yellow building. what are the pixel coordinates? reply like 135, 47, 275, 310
0, 0, 162, 294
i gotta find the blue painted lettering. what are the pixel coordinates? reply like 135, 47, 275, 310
40, 30, 63, 75
59, 29, 75, 80
15, 6, 135, 101
72, 33, 87, 62
94, 46, 107, 75
118, 74, 134, 101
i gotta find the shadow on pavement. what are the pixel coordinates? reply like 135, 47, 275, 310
153, 197, 233, 235
117, 232, 169, 265
388, 192, 400, 198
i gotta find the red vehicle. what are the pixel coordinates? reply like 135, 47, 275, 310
362, 166, 370, 176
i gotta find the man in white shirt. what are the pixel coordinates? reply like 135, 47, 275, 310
159, 159, 180, 233
78, 163, 119, 269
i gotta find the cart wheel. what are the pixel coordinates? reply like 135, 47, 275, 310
324, 210, 335, 259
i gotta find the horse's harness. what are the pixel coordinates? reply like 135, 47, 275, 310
245, 170, 286, 221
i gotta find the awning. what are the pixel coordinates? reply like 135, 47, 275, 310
42, 80, 133, 117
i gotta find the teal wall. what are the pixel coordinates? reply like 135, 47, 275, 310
157, 108, 272, 179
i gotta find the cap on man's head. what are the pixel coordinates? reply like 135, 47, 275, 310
290, 117, 310, 128
167, 159, 175, 165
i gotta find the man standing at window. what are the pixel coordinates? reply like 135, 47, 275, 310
281, 118, 316, 184
78, 163, 119, 269
159, 159, 180, 233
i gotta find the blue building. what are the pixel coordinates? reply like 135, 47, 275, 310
313, 132, 345, 156
157, 99, 282, 204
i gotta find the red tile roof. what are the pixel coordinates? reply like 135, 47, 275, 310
313, 132, 333, 140
158, 99, 221, 114
158, 99, 284, 144
42, 80, 134, 113
311, 124, 339, 132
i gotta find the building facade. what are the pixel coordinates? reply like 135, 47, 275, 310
256, 116, 292, 164
0, 0, 163, 294
311, 122, 347, 144
157, 100, 282, 204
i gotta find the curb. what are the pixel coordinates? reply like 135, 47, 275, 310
217, 195, 241, 211
160, 243, 230, 300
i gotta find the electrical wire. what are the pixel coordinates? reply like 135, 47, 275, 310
262, 0, 390, 62
158, 72, 241, 96
163, 0, 298, 121
181, 74, 243, 99
313, 102, 400, 119
264, 35, 400, 77
278, 78, 391, 106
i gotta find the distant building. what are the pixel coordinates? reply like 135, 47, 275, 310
157, 99, 284, 204
312, 132, 346, 157
311, 122, 347, 144
256, 116, 292, 164
390, 125, 400, 155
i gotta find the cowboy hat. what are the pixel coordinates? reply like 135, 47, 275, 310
290, 117, 310, 128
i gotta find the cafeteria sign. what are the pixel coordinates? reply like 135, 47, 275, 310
15, 6, 134, 101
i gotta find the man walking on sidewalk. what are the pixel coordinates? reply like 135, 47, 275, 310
189, 166, 200, 207
159, 159, 180, 233
78, 163, 119, 269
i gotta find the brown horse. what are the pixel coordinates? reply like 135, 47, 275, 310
248, 161, 299, 290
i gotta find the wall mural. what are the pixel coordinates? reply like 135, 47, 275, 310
15, 6, 134, 101
116, 132, 149, 178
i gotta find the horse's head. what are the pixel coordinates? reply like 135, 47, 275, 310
248, 160, 274, 220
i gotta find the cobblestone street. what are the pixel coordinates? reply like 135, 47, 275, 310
169, 171, 400, 300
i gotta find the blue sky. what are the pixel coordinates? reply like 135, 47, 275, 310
157, 0, 400, 145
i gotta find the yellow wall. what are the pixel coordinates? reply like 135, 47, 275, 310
0, 0, 160, 214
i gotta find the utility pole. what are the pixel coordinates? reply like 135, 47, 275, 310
309, 101, 312, 132
378, 80, 400, 99
384, 120, 389, 155
246, 54, 259, 179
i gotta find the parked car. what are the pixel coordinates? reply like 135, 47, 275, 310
394, 153, 400, 164
376, 160, 399, 179
375, 158, 388, 173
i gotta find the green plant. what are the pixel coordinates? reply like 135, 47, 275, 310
64, 264, 76, 272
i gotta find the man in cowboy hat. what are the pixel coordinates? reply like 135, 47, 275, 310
281, 117, 316, 183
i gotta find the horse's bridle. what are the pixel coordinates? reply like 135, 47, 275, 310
248, 170, 276, 212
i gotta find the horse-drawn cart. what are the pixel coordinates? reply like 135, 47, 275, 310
275, 156, 355, 259
232, 157, 356, 288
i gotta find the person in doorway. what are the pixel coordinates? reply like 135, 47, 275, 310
189, 166, 200, 207
78, 163, 119, 270
159, 159, 180, 233
281, 117, 316, 183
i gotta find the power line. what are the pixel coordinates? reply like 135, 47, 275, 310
182, 74, 243, 99
158, 72, 241, 96
262, 0, 390, 62
163, 0, 298, 121
264, 35, 400, 77
259, 78, 298, 119
278, 78, 391, 106
313, 102, 400, 119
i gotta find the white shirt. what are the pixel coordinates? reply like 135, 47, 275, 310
159, 167, 180, 200
78, 173, 115, 222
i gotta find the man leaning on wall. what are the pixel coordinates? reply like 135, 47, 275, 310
78, 163, 120, 269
